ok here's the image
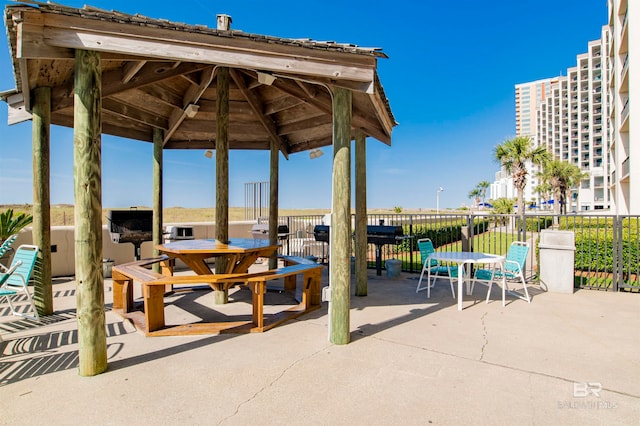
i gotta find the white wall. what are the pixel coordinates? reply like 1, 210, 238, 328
9, 221, 256, 277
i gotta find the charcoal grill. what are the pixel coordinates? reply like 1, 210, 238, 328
107, 209, 153, 261
367, 224, 405, 276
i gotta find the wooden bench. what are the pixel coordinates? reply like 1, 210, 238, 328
111, 257, 324, 336
111, 255, 172, 316
244, 263, 323, 332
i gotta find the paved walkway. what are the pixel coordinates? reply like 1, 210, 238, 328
1, 268, 639, 425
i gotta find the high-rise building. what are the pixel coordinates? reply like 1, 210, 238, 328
491, 78, 556, 203
535, 28, 610, 211
492, 3, 636, 213
608, 0, 637, 214
515, 78, 556, 138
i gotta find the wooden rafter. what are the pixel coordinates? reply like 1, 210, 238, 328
272, 79, 390, 144
51, 62, 210, 112
164, 66, 216, 144
230, 69, 289, 159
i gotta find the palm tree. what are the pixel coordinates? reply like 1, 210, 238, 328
477, 180, 491, 207
468, 188, 481, 208
0, 208, 33, 244
533, 181, 552, 210
494, 136, 549, 223
538, 159, 588, 214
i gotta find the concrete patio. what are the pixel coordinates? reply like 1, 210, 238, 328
1, 267, 638, 425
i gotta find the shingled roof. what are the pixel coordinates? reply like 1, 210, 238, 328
3, 1, 395, 155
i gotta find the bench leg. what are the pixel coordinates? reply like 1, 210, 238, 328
161, 258, 175, 293
250, 280, 265, 331
304, 270, 321, 307
144, 285, 166, 333
284, 275, 297, 293
112, 272, 133, 312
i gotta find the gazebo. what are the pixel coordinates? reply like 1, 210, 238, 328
1, 2, 395, 375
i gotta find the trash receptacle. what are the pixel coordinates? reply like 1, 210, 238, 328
103, 258, 115, 279
539, 230, 575, 293
385, 259, 402, 278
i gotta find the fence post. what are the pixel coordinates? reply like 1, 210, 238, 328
409, 215, 414, 273
613, 216, 622, 291
461, 214, 472, 252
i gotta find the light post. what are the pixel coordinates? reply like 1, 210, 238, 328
436, 187, 444, 214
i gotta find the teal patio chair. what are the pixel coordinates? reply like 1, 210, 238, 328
474, 241, 531, 306
0, 234, 18, 269
0, 244, 40, 321
416, 238, 457, 299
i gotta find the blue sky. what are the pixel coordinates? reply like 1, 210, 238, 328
0, 0, 608, 210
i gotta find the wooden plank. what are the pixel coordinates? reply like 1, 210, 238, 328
39, 17, 376, 84
102, 98, 169, 129
52, 62, 210, 112
144, 284, 166, 332
251, 281, 265, 331
74, 49, 107, 376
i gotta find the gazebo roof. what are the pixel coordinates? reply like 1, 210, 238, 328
2, 1, 395, 155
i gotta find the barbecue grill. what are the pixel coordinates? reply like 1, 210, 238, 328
313, 225, 329, 243
250, 224, 290, 240
366, 224, 405, 276
107, 209, 153, 261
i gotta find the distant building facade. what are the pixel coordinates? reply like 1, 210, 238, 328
491, 0, 638, 214
608, 0, 637, 214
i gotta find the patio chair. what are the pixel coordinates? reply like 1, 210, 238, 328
0, 244, 40, 321
0, 234, 18, 269
474, 241, 531, 306
416, 238, 456, 299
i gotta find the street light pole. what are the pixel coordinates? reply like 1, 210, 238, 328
436, 187, 444, 214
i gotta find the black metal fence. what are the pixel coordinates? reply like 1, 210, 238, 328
274, 212, 640, 292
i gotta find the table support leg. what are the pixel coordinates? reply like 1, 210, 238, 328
457, 264, 464, 311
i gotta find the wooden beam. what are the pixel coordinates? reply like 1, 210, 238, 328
102, 98, 168, 129
272, 78, 390, 143
229, 69, 289, 159
354, 130, 367, 297
215, 66, 230, 304
73, 49, 107, 376
31, 86, 53, 315
40, 19, 376, 84
164, 66, 216, 144
51, 62, 210, 112
268, 139, 279, 270
329, 87, 352, 345
152, 128, 163, 274
122, 60, 147, 84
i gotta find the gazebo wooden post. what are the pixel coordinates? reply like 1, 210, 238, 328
268, 139, 279, 270
152, 128, 164, 273
73, 49, 107, 376
215, 66, 230, 304
354, 130, 367, 297
31, 86, 53, 315
329, 87, 352, 345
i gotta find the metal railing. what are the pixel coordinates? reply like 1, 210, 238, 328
277, 212, 640, 292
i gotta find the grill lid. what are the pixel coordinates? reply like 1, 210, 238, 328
107, 209, 153, 244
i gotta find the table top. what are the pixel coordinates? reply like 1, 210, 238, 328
428, 251, 505, 264
157, 238, 280, 255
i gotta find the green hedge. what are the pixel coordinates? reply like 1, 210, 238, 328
574, 229, 640, 273
397, 218, 491, 252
